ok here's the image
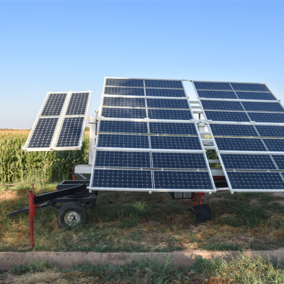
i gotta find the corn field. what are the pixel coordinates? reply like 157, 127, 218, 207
0, 132, 89, 184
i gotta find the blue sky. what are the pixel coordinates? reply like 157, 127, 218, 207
0, 1, 283, 129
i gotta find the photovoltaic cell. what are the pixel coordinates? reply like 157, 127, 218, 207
99, 121, 148, 134
66, 93, 89, 115
148, 109, 192, 120
236, 92, 276, 101
28, 118, 58, 148
95, 151, 150, 168
105, 78, 144, 87
102, 108, 146, 119
56, 117, 84, 147
201, 100, 243, 111
145, 80, 183, 89
255, 126, 284, 137
248, 113, 284, 123
104, 87, 144, 96
231, 83, 269, 92
197, 90, 237, 99
194, 82, 232, 90
272, 155, 284, 170
242, 102, 284, 112
263, 139, 284, 152
152, 153, 207, 169
149, 122, 197, 135
103, 97, 145, 107
154, 171, 213, 190
146, 89, 185, 97
215, 138, 267, 151
151, 136, 201, 150
98, 134, 149, 148
92, 169, 152, 188
41, 93, 67, 116
147, 99, 189, 109
227, 172, 284, 190
210, 124, 258, 137
221, 154, 276, 170
205, 111, 250, 122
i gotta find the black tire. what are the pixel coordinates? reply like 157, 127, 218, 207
57, 202, 88, 228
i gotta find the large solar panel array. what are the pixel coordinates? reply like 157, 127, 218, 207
23, 91, 92, 151
193, 81, 284, 192
89, 78, 215, 193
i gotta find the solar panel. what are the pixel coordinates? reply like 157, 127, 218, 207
95, 151, 150, 168
92, 169, 152, 188
255, 126, 284, 137
248, 113, 284, 123
210, 124, 258, 137
231, 83, 269, 92
41, 93, 67, 116
148, 109, 192, 120
145, 80, 183, 89
194, 82, 232, 90
152, 153, 207, 169
221, 154, 276, 170
149, 122, 197, 135
146, 89, 186, 97
272, 155, 284, 169
99, 121, 148, 134
197, 90, 237, 99
66, 93, 89, 115
201, 100, 243, 111
242, 102, 284, 112
215, 138, 267, 151
236, 92, 276, 101
105, 78, 144, 87
103, 97, 146, 107
104, 87, 145, 96
151, 136, 202, 150
102, 108, 146, 119
205, 111, 250, 122
227, 172, 284, 190
147, 99, 189, 109
98, 134, 149, 148
263, 139, 284, 152
154, 171, 213, 190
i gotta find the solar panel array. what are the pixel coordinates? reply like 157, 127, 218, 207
193, 81, 284, 192
23, 91, 92, 151
89, 78, 215, 192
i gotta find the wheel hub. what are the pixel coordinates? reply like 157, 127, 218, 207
64, 210, 81, 226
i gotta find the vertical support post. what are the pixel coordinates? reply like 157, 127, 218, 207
29, 184, 36, 248
197, 192, 205, 205
88, 113, 98, 165
192, 193, 196, 206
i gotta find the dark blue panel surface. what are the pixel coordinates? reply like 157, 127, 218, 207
236, 92, 276, 101
147, 99, 189, 109
104, 87, 145, 96
100, 121, 148, 134
102, 108, 146, 119
105, 78, 143, 87
92, 169, 152, 188
98, 134, 149, 148
154, 171, 213, 190
201, 100, 243, 111
28, 118, 58, 148
146, 89, 185, 97
41, 93, 67, 116
148, 109, 192, 120
215, 138, 267, 151
231, 83, 269, 92
197, 90, 237, 99
153, 153, 207, 169
205, 111, 250, 122
210, 124, 258, 137
242, 102, 283, 112
221, 154, 276, 170
56, 117, 84, 147
263, 139, 284, 152
194, 82, 232, 90
145, 80, 183, 89
248, 113, 284, 123
103, 97, 145, 107
227, 172, 284, 190
95, 151, 150, 168
272, 155, 284, 170
149, 122, 197, 135
151, 136, 201, 150
66, 93, 89, 115
256, 126, 284, 137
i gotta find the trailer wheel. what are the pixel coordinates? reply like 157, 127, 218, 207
57, 202, 88, 228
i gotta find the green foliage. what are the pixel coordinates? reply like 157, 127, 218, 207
85, 127, 90, 131
10, 261, 53, 275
